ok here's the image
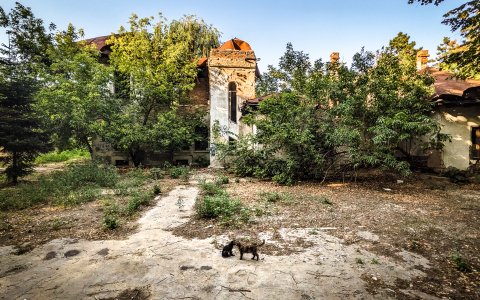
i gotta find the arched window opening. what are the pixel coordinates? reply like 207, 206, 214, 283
228, 82, 237, 123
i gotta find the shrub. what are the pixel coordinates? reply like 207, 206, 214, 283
56, 186, 100, 206
149, 168, 165, 180
216, 175, 229, 185
153, 184, 161, 195
261, 191, 293, 204
125, 191, 152, 215
196, 193, 241, 219
170, 166, 190, 181
103, 202, 119, 230
199, 180, 226, 196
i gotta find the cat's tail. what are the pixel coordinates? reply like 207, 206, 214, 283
258, 239, 265, 247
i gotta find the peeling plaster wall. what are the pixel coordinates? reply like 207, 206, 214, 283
208, 49, 257, 167
436, 106, 480, 170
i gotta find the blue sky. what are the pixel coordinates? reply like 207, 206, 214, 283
0, 0, 464, 72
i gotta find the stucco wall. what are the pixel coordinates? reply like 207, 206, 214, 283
208, 49, 256, 167
435, 106, 480, 170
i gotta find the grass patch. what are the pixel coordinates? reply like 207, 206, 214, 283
35, 149, 90, 164
0, 161, 118, 210
125, 191, 153, 216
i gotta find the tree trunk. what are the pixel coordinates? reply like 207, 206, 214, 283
83, 136, 94, 159
11, 151, 18, 185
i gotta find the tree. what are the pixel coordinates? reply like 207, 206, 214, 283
409, 0, 480, 78
0, 2, 51, 183
103, 14, 220, 166
225, 34, 445, 183
36, 24, 115, 155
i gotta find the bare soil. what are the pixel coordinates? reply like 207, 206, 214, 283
173, 172, 480, 299
0, 169, 478, 299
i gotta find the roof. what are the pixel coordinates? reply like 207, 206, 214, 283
427, 67, 480, 97
85, 35, 114, 51
217, 38, 252, 51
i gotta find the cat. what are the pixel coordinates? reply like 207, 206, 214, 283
236, 239, 265, 261
221, 240, 235, 258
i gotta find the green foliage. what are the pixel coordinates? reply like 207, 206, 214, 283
35, 149, 90, 164
125, 191, 152, 215
199, 180, 226, 196
410, 0, 480, 79
0, 161, 118, 210
196, 193, 242, 219
103, 201, 119, 230
170, 166, 190, 181
153, 184, 161, 195
102, 14, 219, 166
36, 24, 115, 153
225, 36, 444, 183
149, 167, 165, 180
451, 252, 472, 273
215, 175, 229, 185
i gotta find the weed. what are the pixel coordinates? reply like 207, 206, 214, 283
240, 207, 251, 223
170, 166, 190, 181
261, 191, 293, 204
125, 191, 152, 215
235, 178, 240, 183
216, 175, 229, 185
199, 180, 225, 196
309, 229, 319, 235
103, 201, 119, 230
356, 258, 364, 264
149, 168, 165, 180
196, 193, 241, 219
451, 252, 472, 272
319, 195, 333, 205
153, 185, 161, 195
370, 258, 380, 265
50, 218, 68, 230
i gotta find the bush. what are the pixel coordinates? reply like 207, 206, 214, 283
149, 167, 165, 180
57, 186, 100, 206
216, 175, 229, 185
103, 202, 119, 230
35, 149, 90, 164
153, 184, 161, 195
125, 191, 152, 215
196, 193, 241, 219
170, 166, 190, 181
199, 180, 226, 196
261, 191, 293, 203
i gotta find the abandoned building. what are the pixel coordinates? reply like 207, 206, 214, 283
88, 37, 259, 167
404, 51, 480, 171
88, 35, 480, 171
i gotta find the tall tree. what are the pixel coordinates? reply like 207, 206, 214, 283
409, 0, 480, 78
0, 2, 51, 183
36, 24, 115, 155
103, 14, 220, 166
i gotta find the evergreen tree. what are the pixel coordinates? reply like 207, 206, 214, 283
0, 2, 52, 183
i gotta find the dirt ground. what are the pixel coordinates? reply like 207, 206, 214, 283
0, 170, 479, 299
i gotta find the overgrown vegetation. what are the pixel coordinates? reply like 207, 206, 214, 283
196, 178, 248, 226
219, 34, 447, 184
0, 161, 118, 210
35, 149, 90, 164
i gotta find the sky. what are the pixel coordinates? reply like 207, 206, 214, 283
0, 0, 465, 72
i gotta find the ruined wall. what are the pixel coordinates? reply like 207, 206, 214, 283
208, 49, 257, 167
435, 106, 480, 170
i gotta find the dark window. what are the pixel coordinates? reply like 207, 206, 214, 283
228, 82, 237, 123
471, 127, 480, 159
194, 126, 209, 151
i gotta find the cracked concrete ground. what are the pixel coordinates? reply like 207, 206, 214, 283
0, 180, 435, 299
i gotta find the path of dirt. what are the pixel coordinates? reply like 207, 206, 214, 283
0, 178, 436, 299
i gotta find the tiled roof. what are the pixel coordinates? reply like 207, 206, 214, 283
217, 38, 252, 51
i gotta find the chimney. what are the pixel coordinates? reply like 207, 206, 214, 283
330, 52, 340, 64
416, 50, 429, 70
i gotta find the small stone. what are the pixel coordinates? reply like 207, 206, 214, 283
372, 276, 377, 281
383, 188, 392, 191
205, 225, 213, 229
397, 180, 404, 184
